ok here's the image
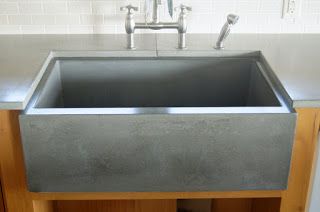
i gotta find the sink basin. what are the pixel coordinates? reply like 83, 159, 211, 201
35, 57, 280, 109
20, 53, 296, 192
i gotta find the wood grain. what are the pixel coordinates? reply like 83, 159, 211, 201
30, 190, 282, 201
54, 200, 176, 212
251, 198, 281, 212
211, 198, 252, 212
0, 180, 5, 212
0, 110, 33, 212
305, 110, 320, 212
33, 201, 55, 212
212, 198, 281, 212
55, 200, 135, 212
177, 199, 212, 212
134, 200, 176, 212
280, 108, 320, 212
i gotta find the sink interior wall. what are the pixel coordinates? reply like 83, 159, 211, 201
35, 58, 280, 108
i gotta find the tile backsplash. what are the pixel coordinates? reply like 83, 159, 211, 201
0, 0, 319, 34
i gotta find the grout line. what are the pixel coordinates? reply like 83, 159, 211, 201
155, 33, 159, 56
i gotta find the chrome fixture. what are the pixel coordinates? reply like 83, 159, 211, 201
120, 2, 192, 49
215, 14, 239, 50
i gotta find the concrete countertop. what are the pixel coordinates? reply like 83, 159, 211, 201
0, 33, 319, 109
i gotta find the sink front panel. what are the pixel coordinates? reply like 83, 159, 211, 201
19, 113, 295, 192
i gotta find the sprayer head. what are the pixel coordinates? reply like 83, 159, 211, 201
227, 14, 239, 25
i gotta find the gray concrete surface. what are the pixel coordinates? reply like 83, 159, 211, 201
19, 113, 296, 192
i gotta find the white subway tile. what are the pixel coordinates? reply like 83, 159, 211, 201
191, 1, 213, 14
188, 13, 214, 33
104, 14, 122, 25
306, 0, 320, 14
44, 3, 67, 14
69, 25, 93, 33
45, 25, 68, 34
259, 0, 282, 14
92, 1, 116, 15
8, 15, 32, 25
21, 25, 45, 34
116, 24, 126, 34
93, 25, 116, 33
19, 3, 43, 14
304, 24, 320, 33
0, 3, 18, 14
300, 13, 319, 25
237, 1, 260, 14
56, 15, 80, 24
0, 15, 8, 25
80, 14, 103, 25
213, 0, 237, 14
0, 25, 20, 34
281, 22, 304, 33
244, 14, 268, 25
68, 2, 92, 14
32, 15, 55, 25
0, 0, 319, 34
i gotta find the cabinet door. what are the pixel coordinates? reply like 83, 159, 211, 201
0, 181, 4, 212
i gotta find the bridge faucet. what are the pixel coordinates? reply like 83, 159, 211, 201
215, 14, 239, 50
120, 2, 192, 50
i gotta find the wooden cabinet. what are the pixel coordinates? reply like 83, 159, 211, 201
0, 109, 320, 212
280, 109, 320, 212
0, 180, 5, 212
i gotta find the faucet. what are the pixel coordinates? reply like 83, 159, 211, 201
120, 2, 192, 50
215, 14, 239, 50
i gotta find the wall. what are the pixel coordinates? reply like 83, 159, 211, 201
0, 0, 319, 34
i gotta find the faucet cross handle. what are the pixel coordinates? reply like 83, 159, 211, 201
120, 4, 139, 13
175, 4, 192, 14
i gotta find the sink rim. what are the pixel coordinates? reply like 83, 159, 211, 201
23, 51, 293, 115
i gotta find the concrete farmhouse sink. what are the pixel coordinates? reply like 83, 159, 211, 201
19, 53, 296, 192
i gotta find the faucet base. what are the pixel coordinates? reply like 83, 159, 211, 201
178, 33, 186, 49
126, 33, 136, 50
214, 46, 224, 50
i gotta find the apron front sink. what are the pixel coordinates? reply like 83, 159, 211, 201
19, 53, 296, 192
